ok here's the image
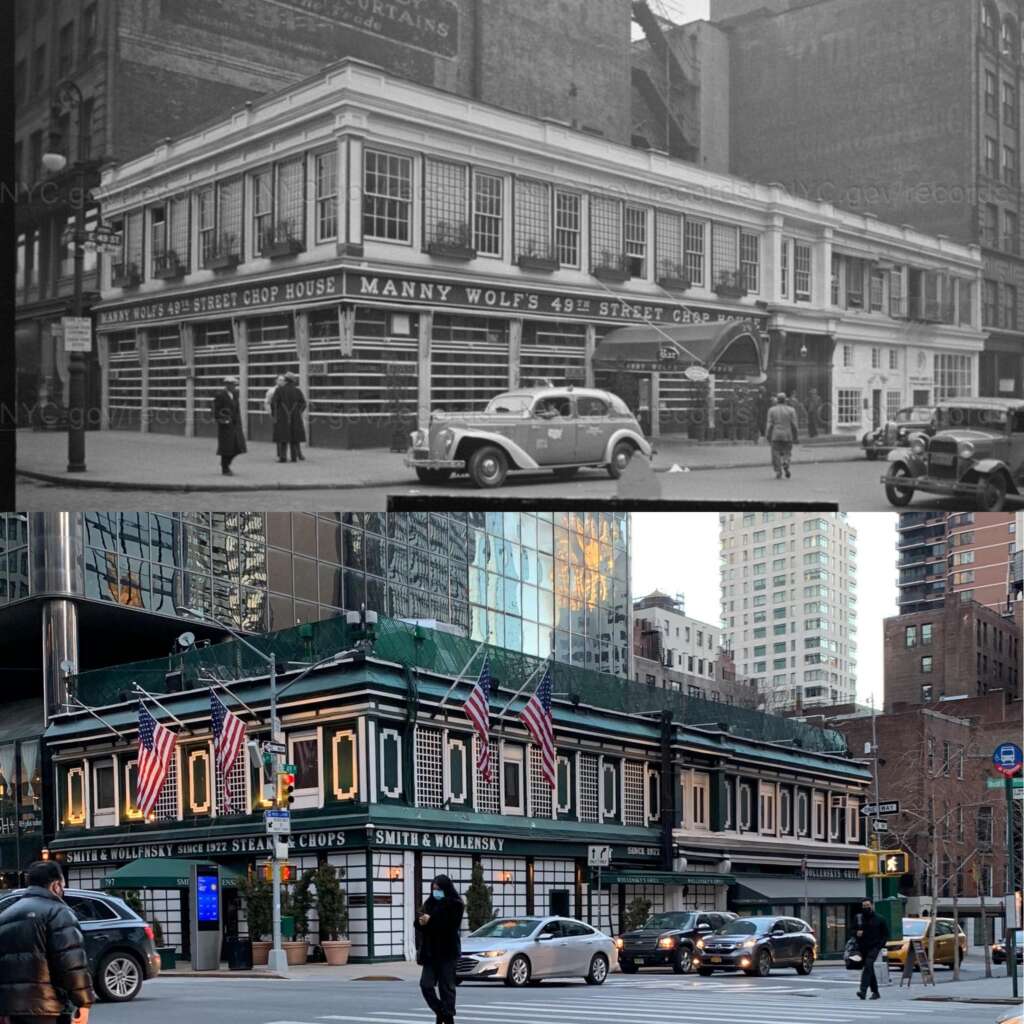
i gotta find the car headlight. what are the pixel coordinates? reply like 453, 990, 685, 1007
614, 938, 624, 949
439, 429, 455, 452
480, 950, 507, 958
695, 938, 705, 950
410, 430, 425, 448
657, 936, 676, 949
910, 435, 927, 455
957, 440, 976, 460
742, 938, 757, 949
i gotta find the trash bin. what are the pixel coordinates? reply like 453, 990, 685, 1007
156, 946, 177, 971
225, 937, 253, 971
281, 915, 295, 940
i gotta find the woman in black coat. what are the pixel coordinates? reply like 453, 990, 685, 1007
213, 375, 247, 476
271, 372, 307, 463
415, 874, 464, 1024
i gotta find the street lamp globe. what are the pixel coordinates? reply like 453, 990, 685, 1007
41, 151, 68, 173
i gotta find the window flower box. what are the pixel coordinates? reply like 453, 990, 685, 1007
657, 263, 691, 291
153, 251, 186, 280
517, 253, 559, 273
593, 253, 631, 284
111, 262, 141, 289
204, 234, 241, 271
714, 270, 748, 299
261, 221, 305, 259
337, 242, 365, 258
425, 221, 476, 261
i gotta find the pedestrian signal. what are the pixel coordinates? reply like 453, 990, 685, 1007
276, 770, 295, 808
880, 851, 908, 876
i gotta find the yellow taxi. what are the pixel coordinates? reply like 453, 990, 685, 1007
883, 917, 967, 969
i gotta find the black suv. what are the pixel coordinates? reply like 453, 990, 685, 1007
0, 887, 160, 1001
694, 915, 816, 977
616, 910, 736, 974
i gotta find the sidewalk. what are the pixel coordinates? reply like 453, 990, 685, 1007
162, 959, 422, 981
15, 428, 862, 493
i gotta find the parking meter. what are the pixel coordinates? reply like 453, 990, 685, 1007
190, 864, 222, 970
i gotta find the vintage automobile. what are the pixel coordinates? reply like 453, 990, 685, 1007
861, 406, 935, 460
882, 398, 1024, 511
406, 386, 653, 488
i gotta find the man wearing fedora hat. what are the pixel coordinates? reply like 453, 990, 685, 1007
271, 371, 307, 463
213, 375, 247, 476
765, 392, 799, 480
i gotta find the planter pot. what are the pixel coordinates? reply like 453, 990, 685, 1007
205, 253, 241, 271
657, 276, 691, 291
516, 255, 559, 273
156, 946, 177, 971
154, 262, 186, 280
593, 266, 630, 284
283, 940, 308, 966
426, 242, 476, 261
112, 270, 141, 289
251, 940, 272, 966
322, 939, 352, 966
262, 239, 305, 258
714, 283, 748, 299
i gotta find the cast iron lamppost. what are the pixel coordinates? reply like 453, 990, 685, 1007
41, 80, 88, 473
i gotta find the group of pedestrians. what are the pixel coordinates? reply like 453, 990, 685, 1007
213, 372, 307, 476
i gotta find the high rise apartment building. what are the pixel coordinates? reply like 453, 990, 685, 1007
719, 513, 857, 710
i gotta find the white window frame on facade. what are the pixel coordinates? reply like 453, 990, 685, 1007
684, 218, 708, 288
500, 742, 525, 816
600, 757, 618, 820
332, 729, 358, 801
313, 148, 339, 244
812, 791, 826, 839
624, 205, 649, 280
379, 727, 403, 799
362, 148, 414, 245
758, 781, 777, 836
829, 793, 844, 841
738, 781, 752, 832
779, 787, 792, 835
556, 754, 572, 814
797, 790, 809, 836
90, 757, 118, 829
445, 734, 468, 806
740, 229, 761, 294
554, 189, 582, 268
122, 758, 142, 821
289, 728, 323, 810
723, 776, 734, 830
645, 766, 660, 824
780, 237, 790, 298
472, 171, 504, 258
64, 763, 87, 827
837, 389, 862, 426
793, 241, 812, 301
845, 798, 860, 844
187, 748, 211, 815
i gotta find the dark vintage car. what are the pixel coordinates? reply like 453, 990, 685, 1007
0, 887, 160, 1001
615, 910, 736, 974
405, 386, 652, 488
693, 915, 817, 977
861, 406, 935, 460
883, 398, 1024, 511
993, 928, 1024, 965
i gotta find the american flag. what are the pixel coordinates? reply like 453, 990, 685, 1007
463, 656, 493, 782
136, 705, 176, 817
519, 663, 555, 788
211, 691, 246, 813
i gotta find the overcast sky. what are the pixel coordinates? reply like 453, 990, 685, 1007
632, 0, 711, 37
631, 513, 900, 707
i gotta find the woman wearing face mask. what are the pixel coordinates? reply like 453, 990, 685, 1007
415, 874, 464, 1024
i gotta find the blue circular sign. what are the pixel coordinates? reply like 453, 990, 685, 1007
993, 743, 1024, 777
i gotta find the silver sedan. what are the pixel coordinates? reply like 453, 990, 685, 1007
457, 916, 617, 987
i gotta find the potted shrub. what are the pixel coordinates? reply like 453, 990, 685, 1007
623, 897, 652, 933
516, 240, 559, 273
592, 250, 631, 283
465, 861, 493, 932
151, 917, 177, 971
205, 234, 241, 271
111, 261, 141, 289
426, 221, 476, 261
656, 261, 691, 291
282, 874, 312, 965
713, 269, 748, 299
153, 250, 186, 280
311, 864, 351, 966
239, 872, 273, 965
261, 220, 305, 259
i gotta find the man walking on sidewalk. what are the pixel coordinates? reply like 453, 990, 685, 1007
272, 372, 307, 463
853, 898, 889, 1001
213, 375, 247, 476
766, 393, 799, 479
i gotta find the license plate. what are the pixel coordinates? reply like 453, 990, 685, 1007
413, 450, 428, 461
635, 958, 645, 965
711, 956, 722, 963
930, 453, 954, 466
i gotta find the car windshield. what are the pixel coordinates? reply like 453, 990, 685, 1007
902, 919, 928, 937
717, 919, 762, 936
485, 394, 533, 414
897, 407, 932, 422
935, 407, 1009, 431
644, 913, 694, 929
471, 918, 542, 939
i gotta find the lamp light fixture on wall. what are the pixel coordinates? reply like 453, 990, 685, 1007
386, 866, 404, 881
496, 870, 513, 883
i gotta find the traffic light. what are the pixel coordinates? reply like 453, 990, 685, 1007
276, 770, 295, 808
879, 851, 908, 876
258, 861, 293, 882
858, 852, 878, 876
279, 863, 294, 883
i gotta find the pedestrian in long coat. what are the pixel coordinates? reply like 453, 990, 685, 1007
415, 874, 464, 1024
272, 371, 307, 462
213, 375, 246, 476
766, 392, 799, 479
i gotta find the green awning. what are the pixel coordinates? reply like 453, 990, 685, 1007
100, 857, 242, 890
598, 870, 735, 886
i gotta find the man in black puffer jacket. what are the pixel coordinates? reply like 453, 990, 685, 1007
0, 860, 96, 1024
853, 898, 890, 1001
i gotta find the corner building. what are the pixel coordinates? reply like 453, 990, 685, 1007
85, 60, 983, 446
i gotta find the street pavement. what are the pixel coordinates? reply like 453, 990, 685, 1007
91, 966, 1021, 1024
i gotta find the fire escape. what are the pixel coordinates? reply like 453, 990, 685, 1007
631, 0, 700, 161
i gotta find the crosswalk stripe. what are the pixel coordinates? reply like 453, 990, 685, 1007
373, 1014, 869, 1024
451, 1002, 889, 1022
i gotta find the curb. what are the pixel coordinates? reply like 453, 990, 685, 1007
912, 996, 1022, 1005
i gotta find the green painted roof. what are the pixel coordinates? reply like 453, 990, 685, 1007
101, 857, 243, 889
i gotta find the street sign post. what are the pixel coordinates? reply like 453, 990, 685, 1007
264, 809, 291, 835
993, 743, 1023, 778
992, 743, 1022, 999
861, 801, 900, 816
61, 317, 92, 353
588, 845, 611, 868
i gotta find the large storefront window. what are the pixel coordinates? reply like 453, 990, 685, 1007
934, 354, 972, 400
247, 315, 298, 425
147, 326, 186, 434
519, 322, 587, 387
107, 331, 142, 429
431, 316, 509, 411
0, 744, 16, 836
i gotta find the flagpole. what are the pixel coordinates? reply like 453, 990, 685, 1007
200, 670, 260, 722
494, 657, 549, 732
435, 640, 487, 716
131, 683, 188, 730
66, 696, 130, 742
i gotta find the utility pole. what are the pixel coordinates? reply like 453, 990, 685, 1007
1006, 774, 1019, 999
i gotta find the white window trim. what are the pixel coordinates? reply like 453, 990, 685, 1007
723, 776, 733, 831
362, 147, 416, 247
122, 758, 143, 821
600, 757, 618, 820
332, 729, 358, 801
645, 766, 660, 824
738, 781, 752, 832
445, 734, 468, 806
90, 757, 118, 828
779, 787, 792, 835
378, 727, 402, 799
500, 742, 525, 816
797, 790, 810, 837
289, 728, 324, 810
556, 755, 572, 814
812, 791, 826, 840
683, 770, 709, 831
758, 781, 778, 837
845, 797, 860, 844
65, 763, 87, 827
313, 147, 339, 245
471, 170, 505, 261
188, 748, 211, 815
829, 793, 845, 841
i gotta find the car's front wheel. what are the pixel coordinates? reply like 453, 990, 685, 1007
884, 463, 915, 507
975, 473, 1008, 512
414, 467, 452, 486
607, 441, 636, 479
97, 951, 144, 1001
672, 946, 694, 974
585, 953, 609, 985
504, 954, 532, 987
745, 950, 771, 978
468, 445, 509, 489
795, 948, 814, 975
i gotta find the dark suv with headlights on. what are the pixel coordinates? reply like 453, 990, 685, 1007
693, 916, 816, 977
616, 910, 736, 974
0, 888, 160, 1001
883, 398, 1024, 511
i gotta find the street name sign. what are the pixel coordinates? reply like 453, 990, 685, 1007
262, 740, 287, 756
62, 317, 92, 353
861, 801, 900, 816
987, 776, 1024, 789
992, 743, 1023, 778
264, 809, 291, 835
871, 820, 889, 832
588, 845, 611, 867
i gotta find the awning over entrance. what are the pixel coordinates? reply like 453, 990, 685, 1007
732, 875, 865, 904
592, 320, 767, 378
100, 857, 242, 890
600, 870, 736, 886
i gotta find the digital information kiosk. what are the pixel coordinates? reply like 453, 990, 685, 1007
190, 864, 222, 971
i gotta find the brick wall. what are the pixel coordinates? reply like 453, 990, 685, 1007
726, 0, 976, 243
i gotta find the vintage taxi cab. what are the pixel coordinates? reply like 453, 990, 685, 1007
882, 398, 1024, 511
406, 386, 652, 488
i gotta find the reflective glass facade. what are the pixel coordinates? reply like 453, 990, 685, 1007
2, 512, 631, 675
